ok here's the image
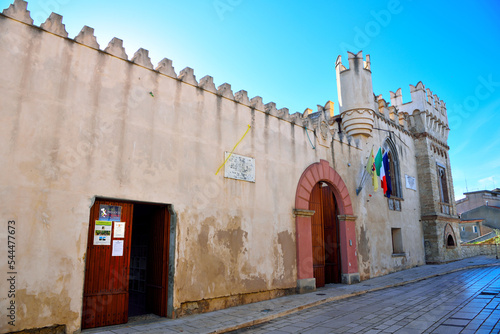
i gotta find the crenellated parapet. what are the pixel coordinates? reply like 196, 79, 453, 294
2, 0, 32, 24
377, 81, 450, 144
336, 51, 375, 138
0, 0, 341, 135
40, 12, 67, 37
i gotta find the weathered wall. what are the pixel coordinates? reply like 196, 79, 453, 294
0, 3, 428, 333
0, 9, 332, 333
460, 244, 500, 258
422, 218, 461, 263
352, 113, 425, 280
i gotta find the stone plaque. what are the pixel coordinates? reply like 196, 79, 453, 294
224, 152, 255, 182
405, 175, 417, 190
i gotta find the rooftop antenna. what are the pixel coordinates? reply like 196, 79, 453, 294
465, 177, 469, 193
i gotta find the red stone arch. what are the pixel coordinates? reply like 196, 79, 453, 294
294, 160, 359, 291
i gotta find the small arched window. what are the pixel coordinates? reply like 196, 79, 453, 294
444, 223, 457, 248
382, 138, 402, 199
447, 235, 455, 247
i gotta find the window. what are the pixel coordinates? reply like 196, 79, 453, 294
445, 223, 456, 248
437, 163, 451, 215
461, 226, 465, 232
437, 164, 449, 203
391, 228, 404, 255
473, 226, 478, 234
447, 235, 455, 247
382, 139, 402, 198
382, 138, 402, 211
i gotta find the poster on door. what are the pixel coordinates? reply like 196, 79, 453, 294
112, 240, 124, 256
94, 220, 112, 245
99, 205, 122, 221
113, 222, 125, 238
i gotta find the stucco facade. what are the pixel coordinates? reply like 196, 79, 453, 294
0, 1, 462, 333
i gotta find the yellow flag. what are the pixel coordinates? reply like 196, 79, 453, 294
366, 148, 374, 175
372, 165, 378, 192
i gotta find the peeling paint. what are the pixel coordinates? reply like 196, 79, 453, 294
9, 288, 80, 334
273, 231, 296, 288
357, 225, 371, 280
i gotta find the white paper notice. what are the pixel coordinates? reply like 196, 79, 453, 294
114, 222, 125, 238
112, 240, 124, 257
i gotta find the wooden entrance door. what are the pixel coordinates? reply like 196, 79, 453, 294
82, 200, 134, 329
310, 183, 341, 288
82, 200, 171, 329
322, 186, 341, 284
145, 206, 170, 316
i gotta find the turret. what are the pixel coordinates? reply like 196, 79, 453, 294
335, 51, 375, 137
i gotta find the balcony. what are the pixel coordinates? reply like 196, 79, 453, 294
440, 203, 451, 215
388, 197, 402, 211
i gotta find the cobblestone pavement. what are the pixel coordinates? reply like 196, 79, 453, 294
232, 266, 500, 334
83, 256, 499, 334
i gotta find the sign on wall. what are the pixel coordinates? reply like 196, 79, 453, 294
405, 175, 417, 191
224, 152, 255, 182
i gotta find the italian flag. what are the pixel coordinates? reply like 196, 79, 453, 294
383, 152, 392, 198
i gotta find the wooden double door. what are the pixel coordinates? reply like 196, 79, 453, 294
82, 199, 170, 329
309, 183, 341, 287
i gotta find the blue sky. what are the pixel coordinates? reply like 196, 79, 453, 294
2, 0, 499, 200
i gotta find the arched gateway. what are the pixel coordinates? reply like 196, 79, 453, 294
294, 160, 360, 292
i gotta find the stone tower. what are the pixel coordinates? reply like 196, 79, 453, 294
335, 51, 375, 137
395, 82, 461, 263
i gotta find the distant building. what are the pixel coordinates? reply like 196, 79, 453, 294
457, 189, 500, 244
458, 219, 492, 242
456, 189, 500, 215
460, 206, 500, 230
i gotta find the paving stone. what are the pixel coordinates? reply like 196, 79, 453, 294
382, 324, 403, 333
300, 326, 334, 334
431, 325, 464, 334
393, 327, 424, 334
110, 329, 141, 334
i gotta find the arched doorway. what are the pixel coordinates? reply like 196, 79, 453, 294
310, 182, 341, 287
294, 160, 359, 293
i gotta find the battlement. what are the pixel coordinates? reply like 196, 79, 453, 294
335, 51, 375, 137
387, 81, 448, 125
1, 0, 331, 133
376, 81, 450, 143
335, 51, 372, 73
